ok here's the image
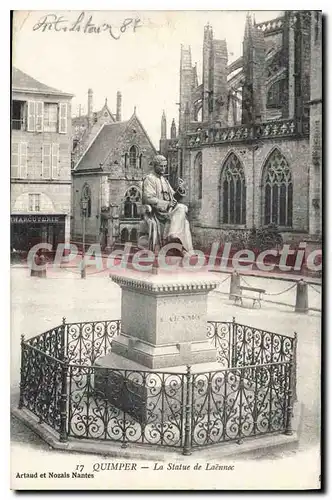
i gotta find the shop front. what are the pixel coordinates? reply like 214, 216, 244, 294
11, 214, 66, 255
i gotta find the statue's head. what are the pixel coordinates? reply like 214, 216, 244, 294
152, 155, 167, 176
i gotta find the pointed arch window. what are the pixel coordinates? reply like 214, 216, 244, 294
123, 186, 141, 219
263, 149, 292, 227
129, 145, 139, 168
121, 228, 129, 243
267, 79, 286, 109
220, 153, 246, 225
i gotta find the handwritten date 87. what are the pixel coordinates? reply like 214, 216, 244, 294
33, 12, 141, 40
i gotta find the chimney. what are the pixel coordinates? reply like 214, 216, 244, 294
88, 88, 93, 127
116, 91, 122, 121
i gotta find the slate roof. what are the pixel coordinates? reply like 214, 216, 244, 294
12, 67, 73, 96
75, 121, 129, 171
72, 104, 116, 126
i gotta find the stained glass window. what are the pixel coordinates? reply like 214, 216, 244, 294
263, 149, 292, 227
221, 153, 246, 225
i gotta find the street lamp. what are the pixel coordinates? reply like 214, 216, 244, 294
81, 197, 89, 279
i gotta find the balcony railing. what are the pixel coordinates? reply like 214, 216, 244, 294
255, 16, 285, 34
186, 118, 309, 148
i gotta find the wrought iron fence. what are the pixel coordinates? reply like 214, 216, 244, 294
65, 319, 121, 365
18, 318, 296, 454
26, 324, 65, 360
67, 365, 186, 448
191, 362, 293, 448
207, 319, 296, 368
18, 339, 64, 434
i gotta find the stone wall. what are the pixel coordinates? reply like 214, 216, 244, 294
182, 136, 310, 249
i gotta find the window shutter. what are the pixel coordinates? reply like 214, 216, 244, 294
27, 101, 36, 132
59, 103, 68, 134
35, 102, 44, 132
19, 143, 28, 178
42, 144, 51, 178
11, 143, 19, 178
52, 143, 59, 178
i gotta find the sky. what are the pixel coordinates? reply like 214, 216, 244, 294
12, 10, 281, 148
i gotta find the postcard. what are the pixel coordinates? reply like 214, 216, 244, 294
10, 9, 322, 490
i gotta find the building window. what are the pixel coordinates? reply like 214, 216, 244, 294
266, 80, 285, 109
194, 152, 203, 200
82, 184, 92, 218
11, 143, 27, 179
263, 149, 292, 227
59, 103, 68, 134
29, 194, 40, 212
129, 146, 139, 168
130, 228, 138, 243
42, 144, 59, 179
44, 103, 58, 132
27, 101, 44, 132
121, 228, 129, 243
12, 100, 25, 130
220, 153, 246, 225
123, 186, 141, 219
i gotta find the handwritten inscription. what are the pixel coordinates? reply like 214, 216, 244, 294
160, 314, 200, 323
32, 12, 141, 39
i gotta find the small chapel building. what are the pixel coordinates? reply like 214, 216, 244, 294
71, 99, 156, 250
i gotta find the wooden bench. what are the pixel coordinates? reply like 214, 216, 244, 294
233, 286, 266, 309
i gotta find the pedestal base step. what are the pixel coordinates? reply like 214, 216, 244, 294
111, 333, 218, 369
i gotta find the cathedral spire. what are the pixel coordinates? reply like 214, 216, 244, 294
161, 110, 167, 140
244, 12, 253, 40
170, 118, 176, 139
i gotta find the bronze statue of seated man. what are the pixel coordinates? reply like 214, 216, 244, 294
138, 155, 193, 257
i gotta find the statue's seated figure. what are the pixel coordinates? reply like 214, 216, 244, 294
138, 155, 193, 256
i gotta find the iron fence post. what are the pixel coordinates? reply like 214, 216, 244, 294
231, 316, 236, 368
18, 335, 25, 409
61, 317, 66, 361
59, 357, 69, 442
183, 365, 192, 456
285, 364, 294, 436
292, 332, 298, 404
237, 368, 244, 444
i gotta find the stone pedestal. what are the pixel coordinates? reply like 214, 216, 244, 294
109, 269, 220, 369
94, 268, 220, 423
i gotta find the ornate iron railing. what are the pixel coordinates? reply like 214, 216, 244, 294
191, 362, 292, 448
65, 319, 121, 365
207, 319, 296, 368
19, 340, 63, 433
18, 318, 296, 454
26, 324, 65, 360
67, 365, 186, 448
